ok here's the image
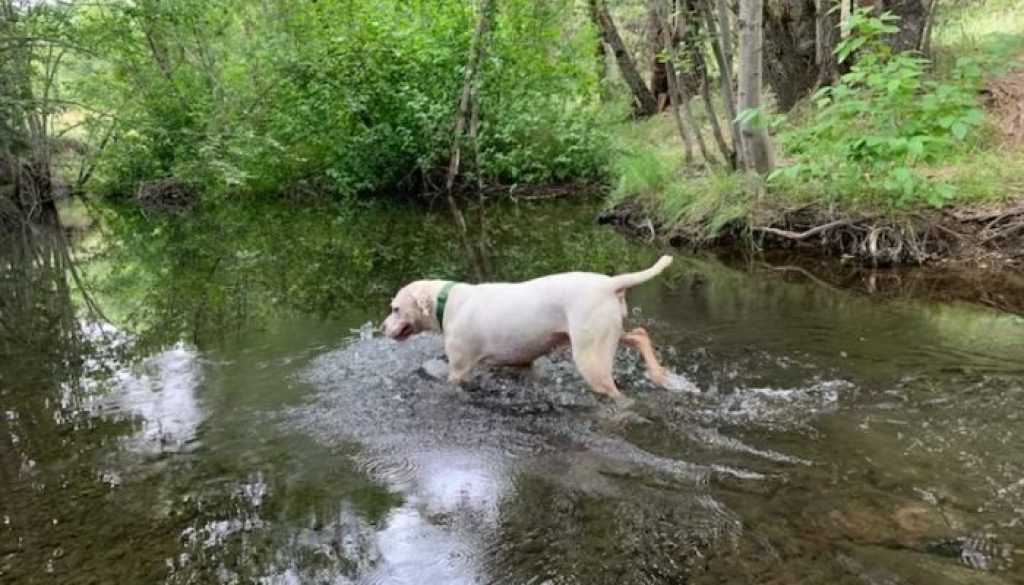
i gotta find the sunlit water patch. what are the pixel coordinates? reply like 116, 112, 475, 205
96, 343, 204, 453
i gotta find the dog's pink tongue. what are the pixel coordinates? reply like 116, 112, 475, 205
395, 324, 414, 341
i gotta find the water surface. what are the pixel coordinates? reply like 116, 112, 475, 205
2, 200, 1023, 584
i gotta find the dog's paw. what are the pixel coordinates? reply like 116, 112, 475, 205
613, 395, 636, 411
597, 401, 650, 426
659, 370, 701, 393
440, 384, 472, 402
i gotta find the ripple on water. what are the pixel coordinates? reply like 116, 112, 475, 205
644, 376, 851, 432
278, 327, 829, 583
287, 329, 779, 490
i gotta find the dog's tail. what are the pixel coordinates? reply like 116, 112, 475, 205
610, 255, 673, 292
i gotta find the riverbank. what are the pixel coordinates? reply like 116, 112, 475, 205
599, 193, 1024, 314
600, 197, 1024, 268
601, 26, 1024, 269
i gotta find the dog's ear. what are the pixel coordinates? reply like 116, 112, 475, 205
413, 289, 433, 318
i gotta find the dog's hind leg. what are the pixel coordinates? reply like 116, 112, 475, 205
620, 327, 667, 386
570, 320, 632, 409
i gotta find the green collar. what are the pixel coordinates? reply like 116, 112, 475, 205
435, 281, 456, 329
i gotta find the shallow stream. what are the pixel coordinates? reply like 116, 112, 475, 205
2, 200, 1023, 583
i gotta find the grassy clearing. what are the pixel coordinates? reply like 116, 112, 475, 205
921, 148, 1024, 205
607, 1, 1024, 242
932, 0, 1024, 64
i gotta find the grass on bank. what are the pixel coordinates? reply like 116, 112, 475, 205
607, 117, 750, 241
606, 2, 1024, 241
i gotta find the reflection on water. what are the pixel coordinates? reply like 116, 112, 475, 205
101, 344, 203, 453
2, 200, 1024, 583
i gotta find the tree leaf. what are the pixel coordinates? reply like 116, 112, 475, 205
951, 121, 968, 141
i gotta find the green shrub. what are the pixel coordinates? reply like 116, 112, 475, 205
771, 9, 989, 208
74, 0, 607, 202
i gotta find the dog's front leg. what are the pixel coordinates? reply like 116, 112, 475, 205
444, 339, 476, 387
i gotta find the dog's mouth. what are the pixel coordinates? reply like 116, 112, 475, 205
393, 323, 415, 341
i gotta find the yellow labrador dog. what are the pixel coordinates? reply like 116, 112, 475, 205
381, 256, 673, 407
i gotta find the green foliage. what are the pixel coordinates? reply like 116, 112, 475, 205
771, 9, 989, 208
932, 0, 1024, 69
1, 0, 78, 218
610, 148, 677, 203
85, 197, 648, 348
601, 105, 752, 241
652, 172, 749, 239
70, 0, 607, 202
609, 145, 750, 241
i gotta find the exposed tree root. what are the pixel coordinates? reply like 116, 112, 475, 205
751, 219, 861, 241
599, 200, 1024, 268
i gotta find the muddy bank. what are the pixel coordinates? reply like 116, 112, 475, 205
600, 200, 1024, 267
600, 201, 1024, 312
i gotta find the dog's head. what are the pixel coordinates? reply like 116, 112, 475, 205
380, 280, 437, 341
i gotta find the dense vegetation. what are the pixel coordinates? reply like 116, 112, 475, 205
771, 8, 1009, 208
604, 1, 1024, 260
2, 0, 1023, 262
64, 0, 607, 200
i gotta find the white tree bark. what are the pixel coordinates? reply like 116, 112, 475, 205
840, 0, 851, 40
737, 0, 774, 176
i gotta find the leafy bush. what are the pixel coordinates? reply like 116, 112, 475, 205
72, 0, 607, 201
771, 9, 989, 208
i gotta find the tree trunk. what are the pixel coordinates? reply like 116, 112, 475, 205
661, 3, 715, 166
690, 39, 733, 167
648, 5, 670, 110
445, 0, 494, 200
763, 0, 930, 112
840, 0, 851, 39
445, 0, 495, 278
1, 0, 58, 226
919, 0, 938, 54
701, 0, 743, 166
885, 0, 930, 52
651, 0, 701, 165
589, 0, 659, 117
815, 0, 826, 63
762, 0, 835, 111
737, 0, 774, 175
664, 62, 696, 165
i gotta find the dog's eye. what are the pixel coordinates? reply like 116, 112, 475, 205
391, 307, 398, 313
